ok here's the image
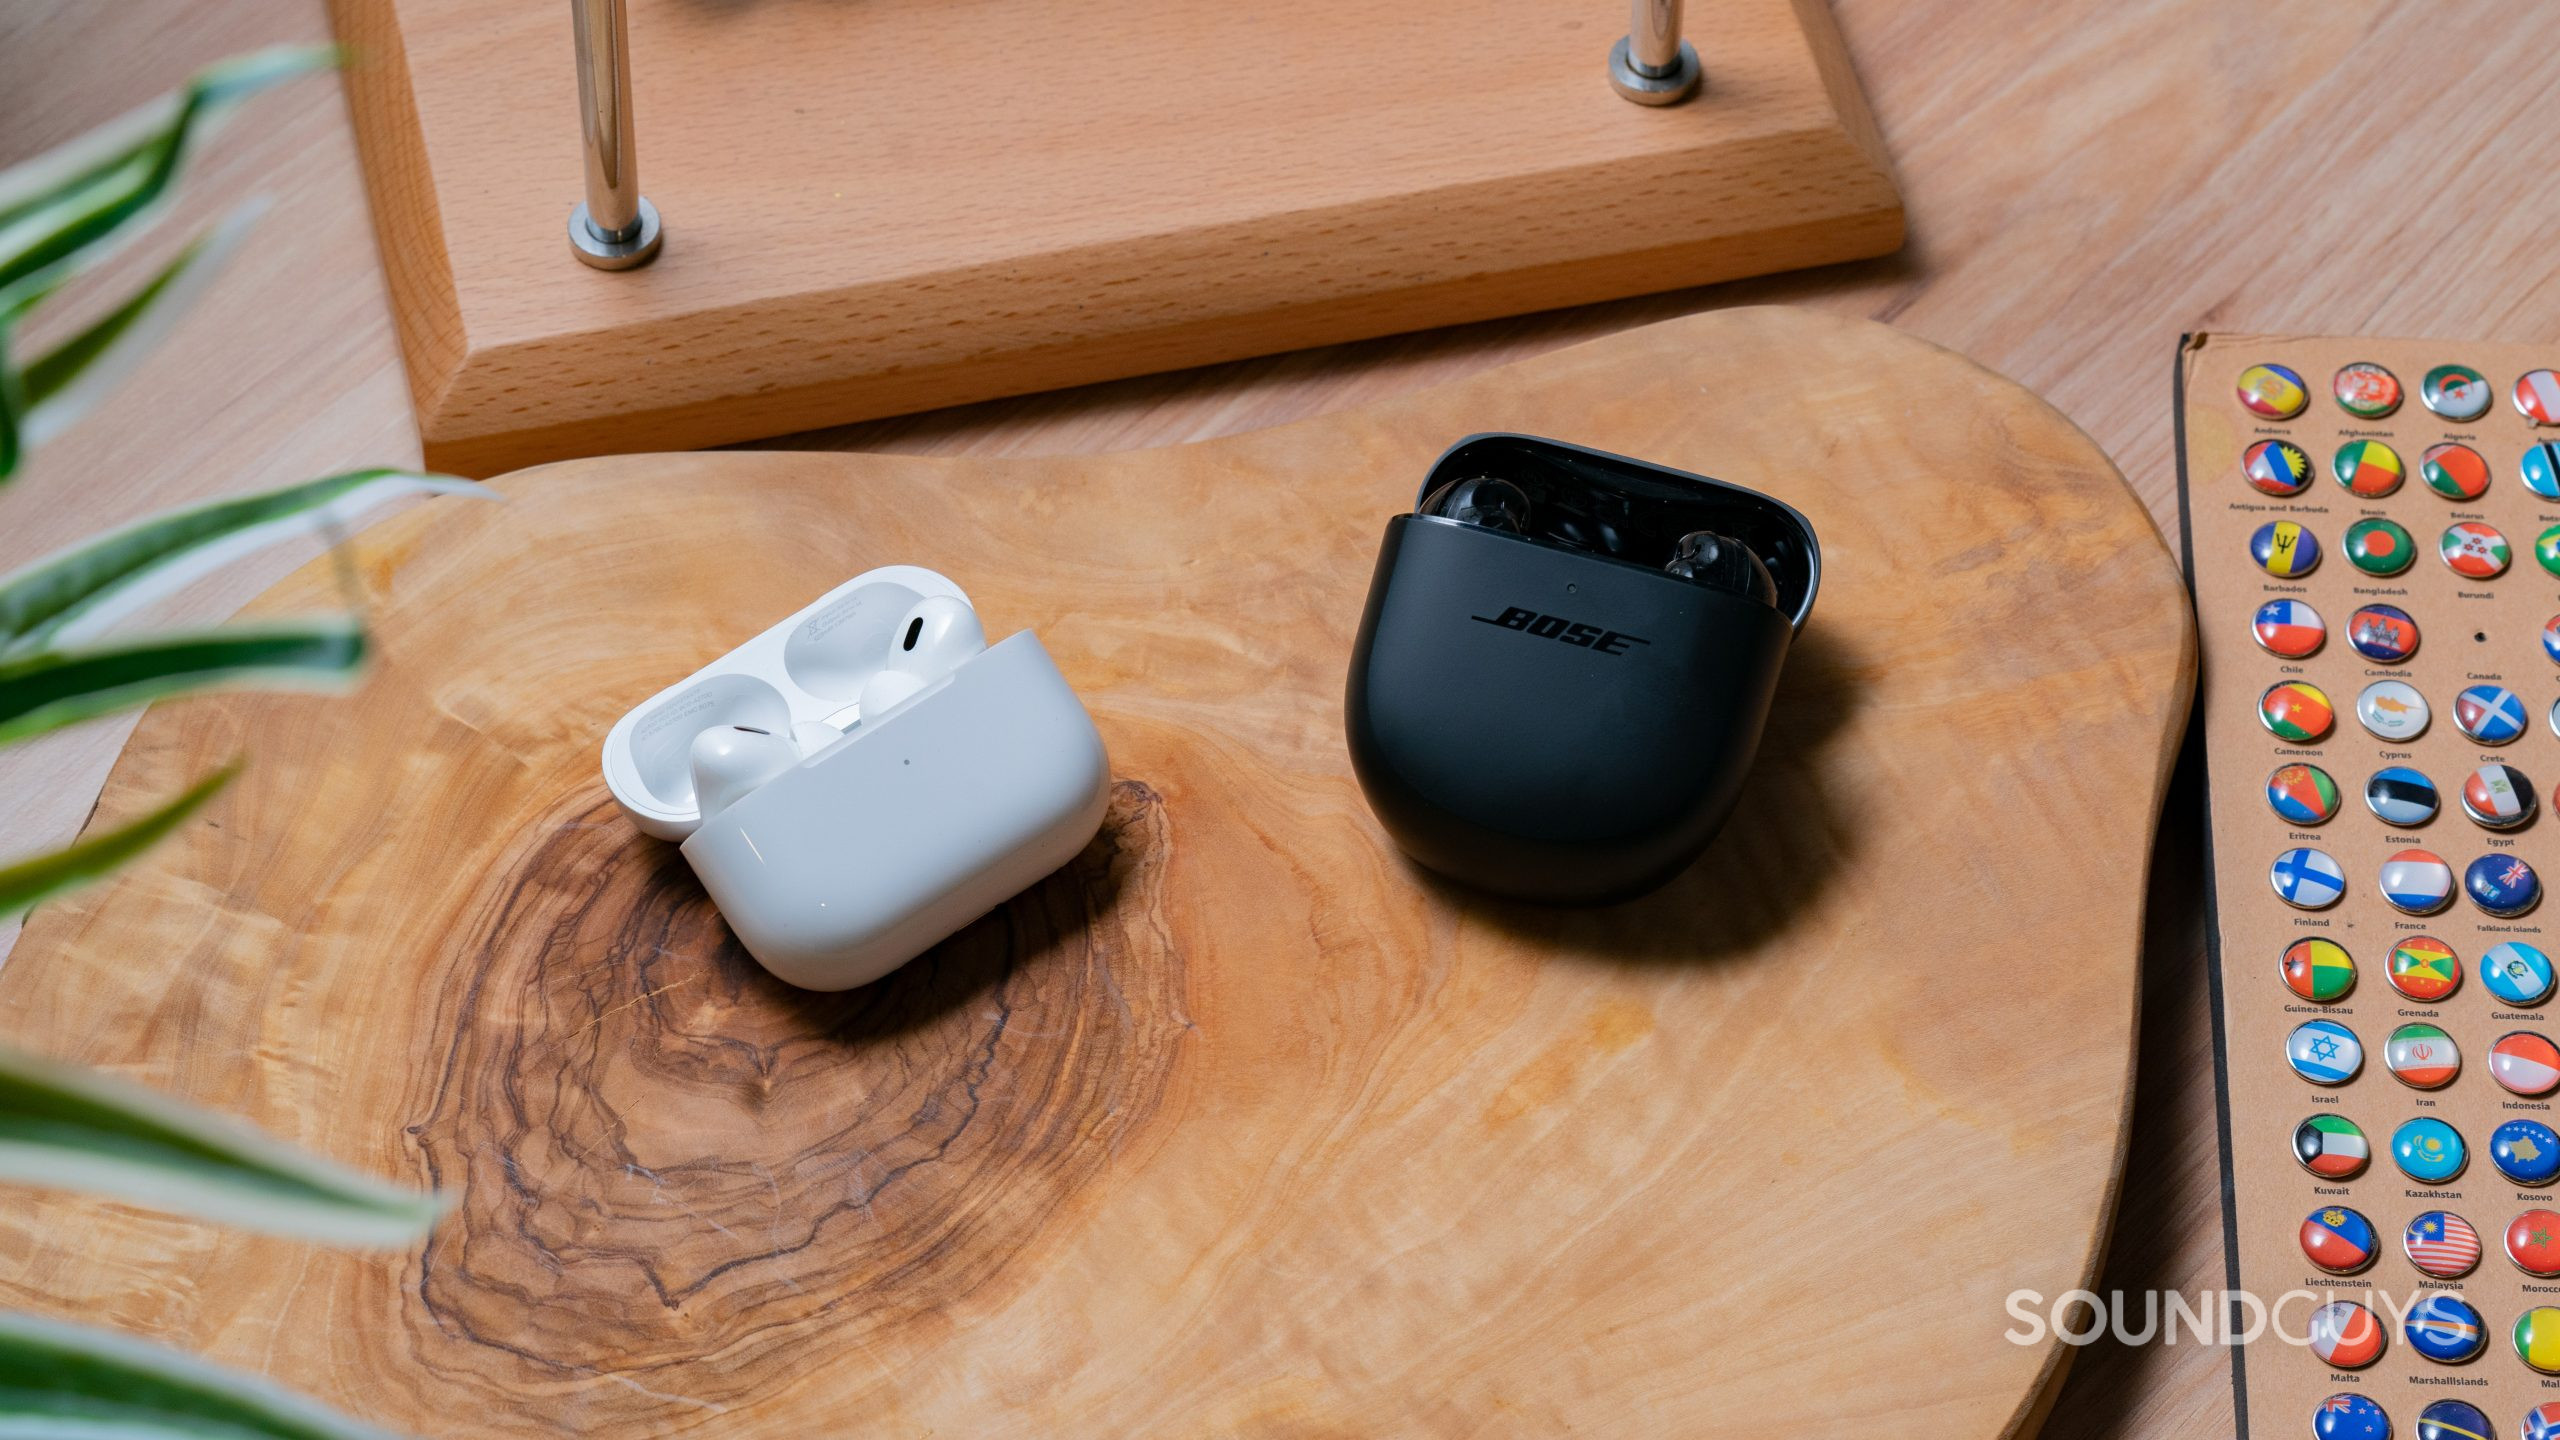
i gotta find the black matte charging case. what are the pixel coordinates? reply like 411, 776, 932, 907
1344, 434, 1820, 904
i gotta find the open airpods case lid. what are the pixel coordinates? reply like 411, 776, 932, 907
601, 566, 970, 840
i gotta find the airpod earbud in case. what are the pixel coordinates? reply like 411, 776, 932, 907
601, 567, 1110, 991
1345, 434, 1820, 905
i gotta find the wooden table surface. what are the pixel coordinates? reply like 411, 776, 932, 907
4, 1, 2555, 1434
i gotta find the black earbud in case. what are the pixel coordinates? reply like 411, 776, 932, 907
1345, 433, 1820, 904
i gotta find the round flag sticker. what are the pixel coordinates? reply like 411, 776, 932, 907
2519, 368, 2560, 426
2546, 614, 2560, 664
2283, 936, 2356, 1001
2301, 1204, 2378, 1273
2253, 519, 2322, 577
2530, 441, 2560, 500
2242, 438, 2314, 496
2525, 1307, 2560, 1374
2288, 1018, 2363, 1084
2387, 1021, 2462, 1089
2386, 936, 2460, 1002
2315, 1394, 2390, 1440
2494, 1118, 2560, 1186
2533, 1403, 2560, 1440
2493, 1031, 2560, 1098
2309, 1300, 2386, 1369
2355, 679, 2427, 742
2273, 847, 2347, 909
2541, 524, 2560, 577
2262, 681, 2336, 743
2403, 1210, 2482, 1279
2454, 684, 2527, 745
2333, 438, 2404, 497
2510, 1210, 2560, 1277
2333, 361, 2402, 419
2267, 763, 2341, 826
2342, 516, 2416, 576
2294, 1113, 2370, 1179
2420, 441, 2491, 501
2467, 853, 2541, 918
2393, 1115, 2466, 1182
2253, 598, 2326, 657
2460, 763, 2535, 830
2238, 362, 2308, 419
2345, 603, 2417, 663
2423, 362, 2493, 421
2365, 765, 2440, 828
2483, 941, 2557, 1007
2441, 520, 2511, 578
2403, 1293, 2486, 1363
2379, 847, 2455, 915
2417, 1398, 2493, 1440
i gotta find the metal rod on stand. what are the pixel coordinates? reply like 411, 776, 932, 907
1609, 0, 1702, 105
569, 0, 663, 269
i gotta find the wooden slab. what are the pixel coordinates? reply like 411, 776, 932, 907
325, 0, 1903, 476
0, 308, 2184, 1435
2180, 334, 2560, 1434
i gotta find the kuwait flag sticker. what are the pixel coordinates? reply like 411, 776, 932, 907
2494, 1031, 2560, 1098
2293, 1114, 2370, 1179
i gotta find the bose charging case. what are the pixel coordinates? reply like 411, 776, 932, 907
601, 566, 1111, 990
1345, 434, 1820, 904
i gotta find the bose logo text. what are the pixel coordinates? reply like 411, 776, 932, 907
1470, 606, 1650, 656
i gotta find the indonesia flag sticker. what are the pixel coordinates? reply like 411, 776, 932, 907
2495, 1031, 2560, 1098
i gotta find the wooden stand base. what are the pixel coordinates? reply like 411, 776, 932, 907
327, 0, 1903, 475
0, 310, 2179, 1436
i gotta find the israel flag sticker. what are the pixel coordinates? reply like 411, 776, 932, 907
2288, 1019, 2365, 1086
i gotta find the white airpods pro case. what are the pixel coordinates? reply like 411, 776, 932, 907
600, 566, 1111, 991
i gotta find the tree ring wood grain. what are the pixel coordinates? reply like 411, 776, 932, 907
412, 780, 1181, 1387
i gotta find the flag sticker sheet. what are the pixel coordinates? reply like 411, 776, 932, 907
2181, 334, 2560, 1439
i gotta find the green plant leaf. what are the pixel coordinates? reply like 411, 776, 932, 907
0, 761, 236, 920
0, 620, 364, 747
0, 1046, 444, 1249
0, 1312, 401, 1440
0, 470, 481, 656
11, 201, 265, 463
0, 46, 332, 298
